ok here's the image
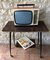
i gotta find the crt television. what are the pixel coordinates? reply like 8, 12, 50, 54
14, 10, 39, 26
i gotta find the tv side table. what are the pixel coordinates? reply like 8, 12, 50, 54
2, 21, 49, 58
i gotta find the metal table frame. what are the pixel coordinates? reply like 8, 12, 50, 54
9, 32, 42, 58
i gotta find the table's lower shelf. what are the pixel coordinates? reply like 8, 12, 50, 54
15, 39, 36, 48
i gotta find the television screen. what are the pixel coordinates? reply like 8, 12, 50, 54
14, 10, 33, 25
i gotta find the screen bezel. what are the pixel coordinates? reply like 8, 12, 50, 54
14, 10, 33, 25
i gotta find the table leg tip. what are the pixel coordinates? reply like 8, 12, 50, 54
10, 55, 14, 57
40, 56, 43, 58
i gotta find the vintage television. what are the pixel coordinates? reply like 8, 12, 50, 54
14, 9, 39, 26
